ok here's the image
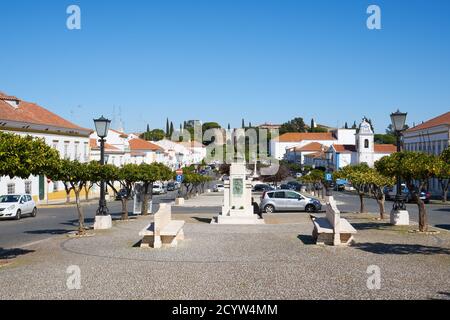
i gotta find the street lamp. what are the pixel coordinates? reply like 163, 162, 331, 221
94, 116, 111, 218
390, 109, 408, 215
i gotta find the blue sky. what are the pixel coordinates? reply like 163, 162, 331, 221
1, 0, 449, 134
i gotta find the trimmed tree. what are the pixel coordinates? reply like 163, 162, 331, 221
335, 164, 371, 213
104, 163, 141, 220
376, 151, 442, 232
136, 163, 173, 216
49, 160, 96, 234
0, 132, 60, 179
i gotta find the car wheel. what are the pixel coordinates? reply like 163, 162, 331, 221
305, 205, 316, 213
15, 209, 21, 220
31, 207, 37, 217
264, 204, 275, 214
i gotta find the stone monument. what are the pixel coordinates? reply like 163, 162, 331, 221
213, 161, 264, 224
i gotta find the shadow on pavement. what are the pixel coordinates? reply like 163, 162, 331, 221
24, 229, 72, 235
435, 207, 450, 212
353, 243, 450, 255
435, 224, 450, 231
0, 247, 35, 260
351, 222, 393, 231
192, 217, 212, 224
297, 234, 315, 245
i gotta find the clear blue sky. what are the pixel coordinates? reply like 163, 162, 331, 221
1, 0, 449, 134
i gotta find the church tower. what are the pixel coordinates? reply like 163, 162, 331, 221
356, 118, 375, 167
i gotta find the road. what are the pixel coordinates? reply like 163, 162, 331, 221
0, 190, 211, 249
332, 191, 450, 229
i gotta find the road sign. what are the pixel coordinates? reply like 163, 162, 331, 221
176, 175, 183, 183
176, 169, 183, 175
325, 173, 333, 181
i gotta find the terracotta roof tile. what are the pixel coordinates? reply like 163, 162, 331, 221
333, 144, 357, 153
292, 142, 325, 152
129, 138, 163, 151
0, 91, 92, 133
374, 144, 396, 153
406, 112, 450, 132
278, 132, 336, 142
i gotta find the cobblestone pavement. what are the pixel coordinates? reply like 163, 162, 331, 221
1, 213, 449, 300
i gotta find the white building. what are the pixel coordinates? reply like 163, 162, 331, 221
403, 111, 450, 196
327, 119, 396, 169
0, 91, 92, 203
275, 129, 357, 161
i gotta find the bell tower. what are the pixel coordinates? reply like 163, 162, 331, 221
356, 118, 375, 167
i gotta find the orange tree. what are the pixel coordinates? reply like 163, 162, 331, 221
375, 151, 442, 232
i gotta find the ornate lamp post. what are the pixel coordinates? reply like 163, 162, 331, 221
93, 116, 112, 229
390, 109, 409, 225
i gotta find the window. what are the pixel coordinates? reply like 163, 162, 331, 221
286, 191, 301, 199
84, 142, 88, 161
25, 181, 32, 194
74, 142, 79, 160
53, 182, 59, 192
7, 183, 15, 194
64, 142, 70, 159
52, 140, 59, 150
274, 191, 285, 199
364, 139, 369, 149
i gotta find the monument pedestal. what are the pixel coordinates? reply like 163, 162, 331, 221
214, 161, 265, 225
94, 215, 112, 230
390, 210, 409, 226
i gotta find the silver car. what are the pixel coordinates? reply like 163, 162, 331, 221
260, 190, 322, 213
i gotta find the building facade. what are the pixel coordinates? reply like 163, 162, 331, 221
0, 91, 92, 203
403, 111, 450, 196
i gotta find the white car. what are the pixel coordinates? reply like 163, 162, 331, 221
0, 194, 37, 220
213, 184, 225, 192
152, 182, 166, 195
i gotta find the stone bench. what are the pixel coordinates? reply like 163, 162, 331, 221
310, 196, 356, 246
139, 204, 185, 248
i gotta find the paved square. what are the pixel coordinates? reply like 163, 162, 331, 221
1, 213, 449, 300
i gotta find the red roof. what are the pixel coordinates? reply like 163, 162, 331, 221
89, 138, 120, 151
294, 142, 325, 152
278, 132, 335, 142
333, 144, 357, 153
129, 138, 162, 151
374, 144, 396, 153
0, 91, 91, 133
406, 112, 450, 132
110, 129, 129, 138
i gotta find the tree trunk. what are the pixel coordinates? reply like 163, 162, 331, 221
141, 183, 152, 216
443, 188, 448, 203
75, 190, 85, 234
359, 193, 365, 213
376, 195, 385, 220
121, 198, 128, 220
84, 185, 89, 201
417, 198, 428, 232
441, 180, 448, 203
64, 184, 71, 203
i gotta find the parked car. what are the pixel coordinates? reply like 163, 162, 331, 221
0, 194, 37, 220
286, 181, 303, 191
260, 190, 322, 213
213, 184, 225, 192
252, 184, 274, 192
152, 182, 166, 195
115, 188, 129, 200
384, 184, 431, 203
167, 182, 176, 191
